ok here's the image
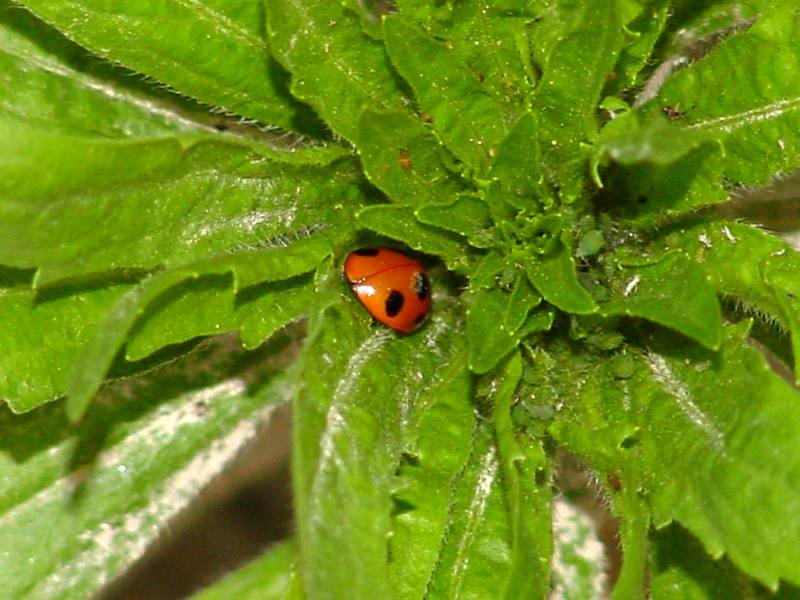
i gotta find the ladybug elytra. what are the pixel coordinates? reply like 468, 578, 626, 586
344, 247, 431, 333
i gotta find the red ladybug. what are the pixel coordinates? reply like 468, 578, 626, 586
344, 247, 431, 333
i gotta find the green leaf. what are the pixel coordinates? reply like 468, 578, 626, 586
446, 1, 538, 105
540, 341, 649, 598
610, 479, 649, 600
356, 205, 468, 271
491, 352, 551, 598
531, 0, 625, 200
237, 276, 317, 350
383, 15, 510, 173
504, 274, 542, 333
763, 258, 800, 383
416, 196, 494, 248
544, 347, 716, 598
125, 274, 236, 361
595, 110, 714, 168
593, 109, 726, 223
425, 421, 515, 598
11, 0, 800, 592
16, 0, 316, 132
125, 273, 315, 361
389, 348, 474, 599
466, 268, 552, 373
292, 293, 467, 600
602, 251, 723, 351
545, 318, 800, 591
1, 80, 351, 409
342, 0, 384, 40
467, 283, 539, 375
667, 220, 788, 323
665, 220, 800, 370
470, 251, 508, 289
265, 0, 406, 141
0, 281, 130, 413
356, 109, 467, 208
191, 540, 298, 600
67, 238, 331, 421
1, 243, 318, 416
606, 0, 670, 95
0, 120, 361, 285
650, 524, 782, 600
644, 1, 800, 188
487, 112, 550, 209
0, 337, 292, 600
395, 0, 452, 19
398, 0, 538, 126
659, 1, 761, 61
603, 142, 726, 226
1, 121, 183, 205
406, 1, 536, 92
526, 239, 597, 315
641, 322, 800, 587
0, 3, 202, 137
519, 307, 556, 337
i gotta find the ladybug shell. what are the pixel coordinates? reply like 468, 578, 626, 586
344, 247, 431, 333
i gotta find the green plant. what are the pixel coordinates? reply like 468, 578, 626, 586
2, 0, 800, 597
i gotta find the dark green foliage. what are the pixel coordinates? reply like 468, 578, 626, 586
2, 0, 800, 598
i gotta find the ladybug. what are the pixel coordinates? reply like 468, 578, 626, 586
344, 247, 431, 333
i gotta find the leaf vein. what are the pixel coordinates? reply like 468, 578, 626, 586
172, 0, 266, 51
0, 46, 209, 132
687, 97, 800, 134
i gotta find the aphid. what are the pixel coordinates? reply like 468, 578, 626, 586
662, 105, 685, 120
399, 147, 413, 170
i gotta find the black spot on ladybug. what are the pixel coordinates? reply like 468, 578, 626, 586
385, 290, 405, 317
413, 271, 430, 301
354, 247, 380, 256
